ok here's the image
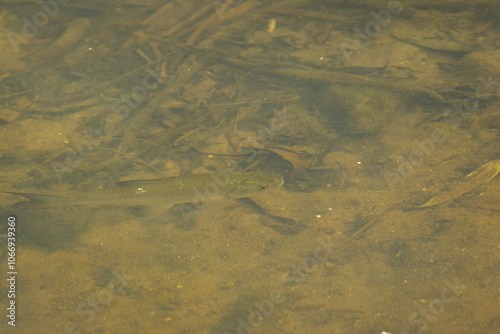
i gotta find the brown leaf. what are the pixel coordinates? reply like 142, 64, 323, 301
418, 159, 500, 207
266, 148, 308, 172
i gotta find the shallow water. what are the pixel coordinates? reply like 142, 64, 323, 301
0, 0, 499, 333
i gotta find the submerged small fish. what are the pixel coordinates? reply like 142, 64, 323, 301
8, 172, 284, 213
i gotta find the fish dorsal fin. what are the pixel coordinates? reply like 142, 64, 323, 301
116, 179, 164, 188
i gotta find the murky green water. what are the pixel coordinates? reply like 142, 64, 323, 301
1, 1, 499, 333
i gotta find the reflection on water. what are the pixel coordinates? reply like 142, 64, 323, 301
0, 0, 499, 333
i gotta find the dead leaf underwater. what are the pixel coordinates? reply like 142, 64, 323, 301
418, 159, 500, 208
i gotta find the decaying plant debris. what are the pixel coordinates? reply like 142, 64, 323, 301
1, 1, 500, 333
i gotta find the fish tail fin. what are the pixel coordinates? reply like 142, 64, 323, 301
7, 192, 60, 209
